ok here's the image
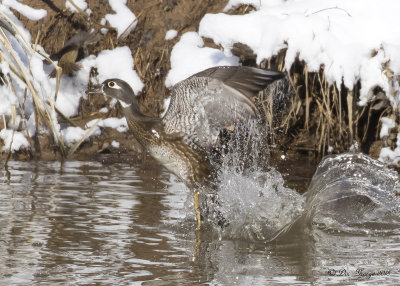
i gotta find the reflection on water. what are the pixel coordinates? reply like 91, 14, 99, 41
1, 155, 400, 285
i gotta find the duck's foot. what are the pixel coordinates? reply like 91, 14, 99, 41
194, 191, 201, 230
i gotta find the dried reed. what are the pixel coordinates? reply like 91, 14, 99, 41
258, 49, 396, 156
0, 12, 66, 157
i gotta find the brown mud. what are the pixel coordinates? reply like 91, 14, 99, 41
3, 1, 399, 175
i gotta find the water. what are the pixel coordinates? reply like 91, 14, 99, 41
305, 153, 400, 235
1, 153, 400, 285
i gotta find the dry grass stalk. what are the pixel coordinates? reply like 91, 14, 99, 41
119, 10, 143, 40
346, 91, 354, 142
304, 65, 310, 129
277, 56, 367, 154
5, 74, 31, 139
333, 85, 342, 135
5, 104, 16, 164
258, 90, 274, 142
0, 13, 66, 156
2, 115, 6, 129
67, 119, 102, 158
35, 49, 62, 100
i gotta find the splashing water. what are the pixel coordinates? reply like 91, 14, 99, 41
304, 153, 400, 235
211, 166, 304, 241
179, 117, 400, 241
197, 121, 305, 241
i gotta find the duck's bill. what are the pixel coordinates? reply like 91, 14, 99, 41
85, 84, 103, 95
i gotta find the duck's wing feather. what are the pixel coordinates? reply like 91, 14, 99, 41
162, 66, 284, 149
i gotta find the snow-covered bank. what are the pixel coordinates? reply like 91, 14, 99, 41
200, 0, 400, 106
1, 0, 400, 165
0, 2, 142, 154
165, 0, 400, 165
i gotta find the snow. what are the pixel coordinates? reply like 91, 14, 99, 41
199, 0, 400, 106
0, 129, 30, 152
104, 0, 137, 38
7, 115, 22, 130
380, 117, 395, 139
379, 134, 400, 165
0, 87, 17, 115
61, 126, 87, 146
86, 117, 128, 133
3, 0, 46, 20
0, 3, 33, 43
165, 32, 239, 87
165, 29, 178, 40
111, 140, 120, 148
65, 0, 88, 13
0, 61, 10, 77
61, 125, 102, 146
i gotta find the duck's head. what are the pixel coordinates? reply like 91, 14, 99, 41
86, 79, 137, 108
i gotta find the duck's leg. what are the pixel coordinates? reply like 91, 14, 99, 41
194, 191, 201, 230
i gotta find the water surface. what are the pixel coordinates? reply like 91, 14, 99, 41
1, 155, 400, 285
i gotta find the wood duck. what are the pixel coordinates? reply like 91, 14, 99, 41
87, 66, 284, 187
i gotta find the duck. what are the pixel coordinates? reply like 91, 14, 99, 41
87, 66, 284, 227
87, 66, 283, 185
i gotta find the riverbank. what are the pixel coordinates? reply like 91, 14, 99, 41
1, 0, 399, 171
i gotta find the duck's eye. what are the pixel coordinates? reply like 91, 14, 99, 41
108, 81, 115, 88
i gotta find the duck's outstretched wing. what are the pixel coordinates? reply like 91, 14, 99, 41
162, 66, 284, 149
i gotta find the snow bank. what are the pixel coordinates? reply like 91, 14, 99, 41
104, 0, 136, 38
199, 0, 400, 106
165, 32, 239, 87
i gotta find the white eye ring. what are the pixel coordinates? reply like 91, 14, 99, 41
108, 81, 115, 88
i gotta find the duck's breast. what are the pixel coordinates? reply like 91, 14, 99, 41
147, 143, 191, 182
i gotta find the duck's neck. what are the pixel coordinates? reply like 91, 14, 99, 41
122, 104, 161, 145
124, 103, 148, 121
